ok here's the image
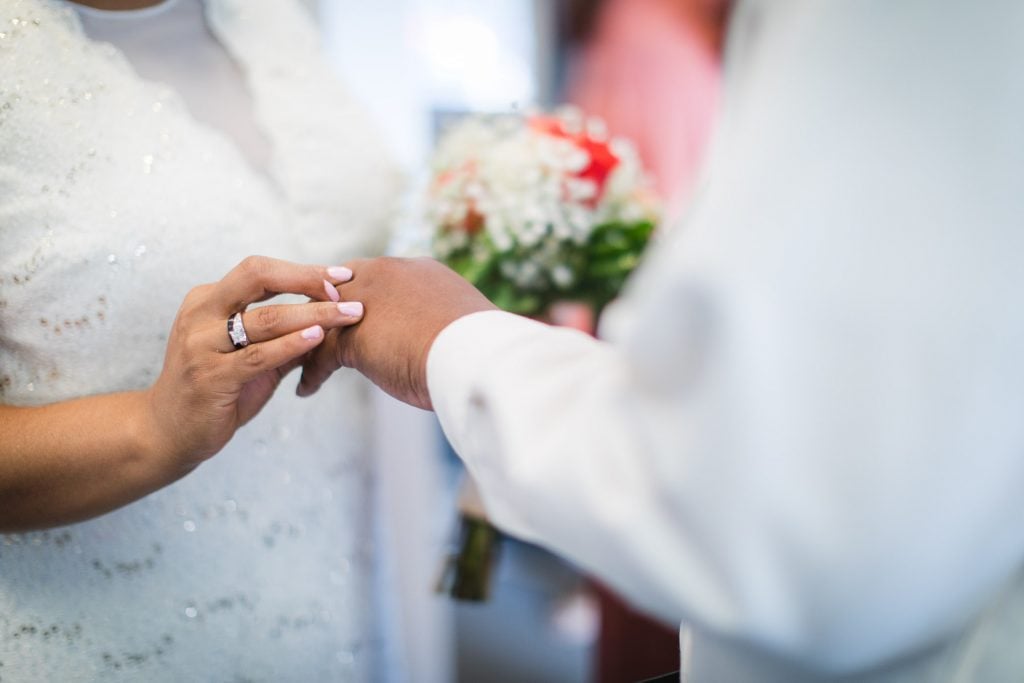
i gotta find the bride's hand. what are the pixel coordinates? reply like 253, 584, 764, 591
0, 256, 366, 531
143, 255, 364, 471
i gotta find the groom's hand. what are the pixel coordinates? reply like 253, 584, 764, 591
297, 257, 497, 409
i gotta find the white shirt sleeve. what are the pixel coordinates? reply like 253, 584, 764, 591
427, 1, 1024, 673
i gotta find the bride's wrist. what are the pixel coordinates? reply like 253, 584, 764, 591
132, 388, 195, 480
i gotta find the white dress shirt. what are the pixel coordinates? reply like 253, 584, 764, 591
427, 0, 1024, 679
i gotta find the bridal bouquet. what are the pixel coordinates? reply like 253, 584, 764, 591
429, 109, 660, 601
428, 107, 659, 317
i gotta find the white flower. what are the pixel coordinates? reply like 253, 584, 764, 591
586, 116, 609, 142
491, 226, 514, 253
551, 264, 575, 288
517, 261, 542, 288
564, 149, 591, 173
565, 178, 597, 202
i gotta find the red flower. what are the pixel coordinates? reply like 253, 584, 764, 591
463, 204, 485, 235
529, 115, 620, 202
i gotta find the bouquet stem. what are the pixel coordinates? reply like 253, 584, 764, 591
439, 514, 501, 602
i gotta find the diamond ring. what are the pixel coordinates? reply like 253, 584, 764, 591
227, 311, 249, 350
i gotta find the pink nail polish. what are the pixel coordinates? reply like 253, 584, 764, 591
327, 266, 353, 282
323, 279, 340, 302
338, 302, 363, 318
301, 325, 324, 340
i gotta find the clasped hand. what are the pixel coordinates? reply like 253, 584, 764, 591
151, 255, 493, 469
297, 257, 497, 410
146, 255, 365, 470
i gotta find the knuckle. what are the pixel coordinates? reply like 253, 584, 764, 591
318, 302, 342, 324
180, 328, 205, 357
181, 284, 211, 312
238, 255, 268, 278
378, 256, 403, 272
357, 257, 392, 286
310, 305, 330, 326
417, 256, 446, 275
253, 305, 280, 331
239, 343, 265, 369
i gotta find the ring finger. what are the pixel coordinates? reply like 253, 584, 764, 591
208, 300, 365, 353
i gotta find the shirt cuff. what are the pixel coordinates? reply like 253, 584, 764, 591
427, 310, 524, 454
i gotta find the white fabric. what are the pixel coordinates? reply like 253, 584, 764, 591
72, 0, 272, 172
428, 0, 1024, 680
0, 0, 401, 680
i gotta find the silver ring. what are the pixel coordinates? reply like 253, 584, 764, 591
227, 311, 249, 350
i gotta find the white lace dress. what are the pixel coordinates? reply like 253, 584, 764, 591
0, 0, 401, 680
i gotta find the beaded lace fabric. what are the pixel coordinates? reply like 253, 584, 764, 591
72, 0, 274, 172
0, 0, 401, 679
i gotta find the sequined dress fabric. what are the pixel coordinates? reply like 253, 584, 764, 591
0, 0, 400, 680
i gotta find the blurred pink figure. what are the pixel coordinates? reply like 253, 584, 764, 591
567, 0, 725, 217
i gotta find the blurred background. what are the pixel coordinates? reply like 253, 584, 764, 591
309, 1, 727, 680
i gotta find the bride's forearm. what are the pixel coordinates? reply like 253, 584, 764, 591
0, 391, 187, 532
0, 258, 363, 533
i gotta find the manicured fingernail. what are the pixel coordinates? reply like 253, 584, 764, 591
338, 302, 363, 318
301, 325, 324, 340
323, 279, 340, 302
327, 266, 353, 282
